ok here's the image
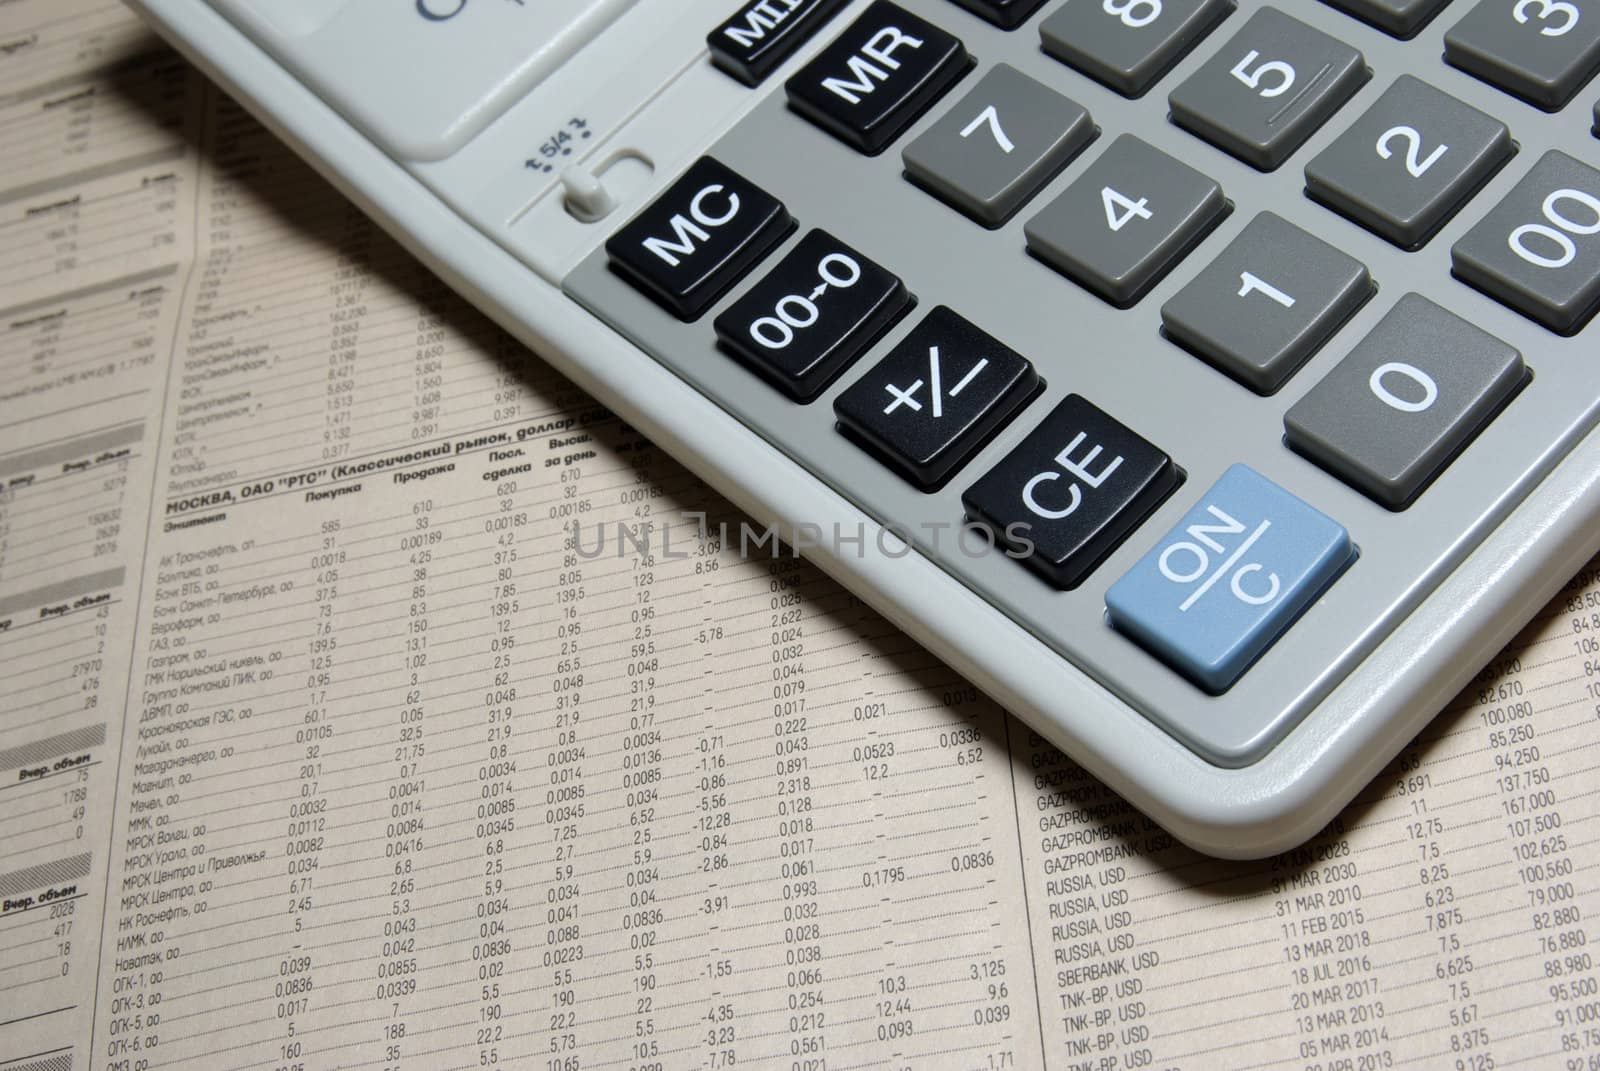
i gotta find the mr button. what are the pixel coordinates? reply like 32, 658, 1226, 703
964, 395, 1179, 588
786, 0, 971, 154
605, 156, 792, 320
1107, 465, 1354, 694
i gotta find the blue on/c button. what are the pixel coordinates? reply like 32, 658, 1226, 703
1105, 464, 1354, 694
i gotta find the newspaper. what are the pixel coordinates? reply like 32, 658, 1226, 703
2, 4, 1598, 1068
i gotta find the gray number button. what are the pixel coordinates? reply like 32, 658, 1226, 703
902, 64, 1097, 227
1162, 212, 1372, 393
1284, 293, 1526, 509
1305, 76, 1515, 249
1040, 0, 1234, 98
1319, 0, 1452, 38
1168, 7, 1369, 171
1452, 150, 1600, 332
1024, 134, 1229, 306
1445, 0, 1600, 110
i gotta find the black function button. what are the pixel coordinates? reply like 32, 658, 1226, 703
714, 229, 912, 401
786, 1, 971, 155
708, 0, 850, 87
604, 156, 793, 321
945, 0, 1051, 30
964, 395, 1179, 589
834, 307, 1039, 490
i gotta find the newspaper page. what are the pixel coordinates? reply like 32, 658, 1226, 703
2, 5, 1599, 1069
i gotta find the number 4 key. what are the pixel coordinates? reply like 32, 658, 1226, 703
1026, 134, 1228, 306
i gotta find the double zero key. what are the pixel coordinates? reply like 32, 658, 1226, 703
715, 230, 911, 401
1452, 150, 1600, 333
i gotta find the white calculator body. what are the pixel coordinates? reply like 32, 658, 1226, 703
128, 0, 1600, 857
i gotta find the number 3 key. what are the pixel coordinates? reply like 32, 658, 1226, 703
1445, 0, 1600, 111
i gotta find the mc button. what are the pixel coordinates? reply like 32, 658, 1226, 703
605, 156, 793, 320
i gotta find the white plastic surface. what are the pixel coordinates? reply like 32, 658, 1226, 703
204, 0, 639, 161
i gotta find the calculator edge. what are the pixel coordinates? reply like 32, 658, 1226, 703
129, 0, 1600, 860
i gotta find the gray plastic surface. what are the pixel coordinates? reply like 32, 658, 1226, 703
131, 0, 1600, 857
202, 0, 638, 161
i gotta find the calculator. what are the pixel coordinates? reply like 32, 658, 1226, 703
129, 0, 1600, 857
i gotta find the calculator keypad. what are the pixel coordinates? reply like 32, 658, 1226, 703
902, 64, 1097, 226
1025, 134, 1229, 306
963, 395, 1180, 588
1039, 0, 1235, 98
1161, 212, 1372, 394
1304, 75, 1515, 249
714, 229, 911, 400
1451, 150, 1600, 333
604, 156, 792, 320
1284, 294, 1527, 509
1444, 0, 1600, 111
570, 0, 1600, 766
833, 306, 1039, 489
1168, 6, 1369, 171
786, 0, 971, 154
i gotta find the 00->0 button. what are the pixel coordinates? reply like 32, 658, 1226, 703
714, 230, 912, 402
